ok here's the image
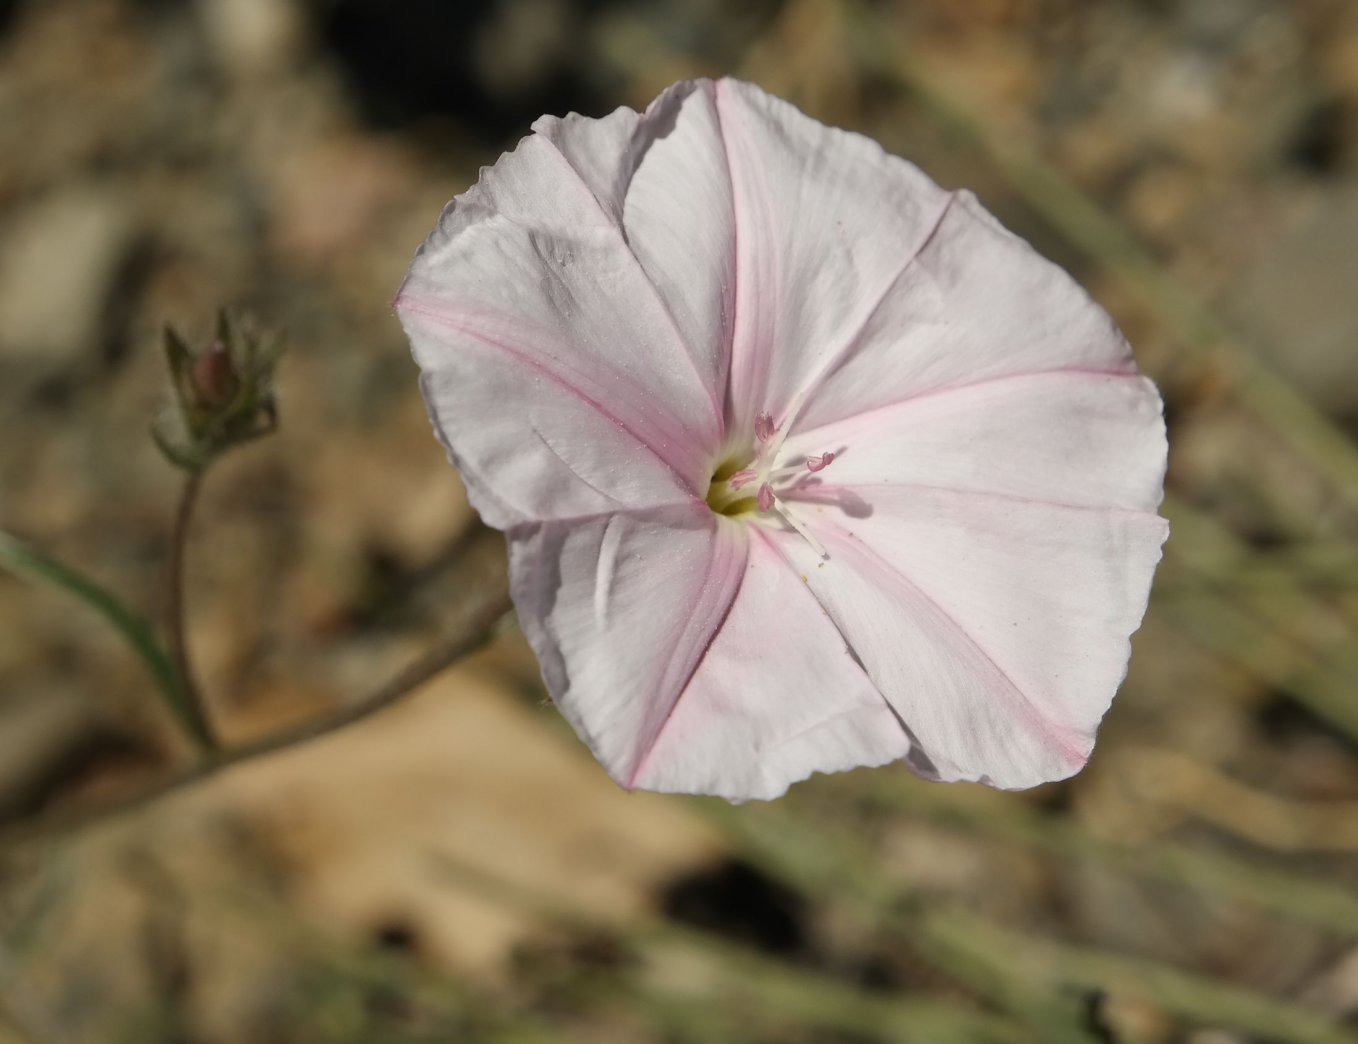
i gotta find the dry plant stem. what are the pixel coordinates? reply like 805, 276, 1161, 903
429, 851, 1028, 1044
703, 802, 1358, 1043
166, 470, 219, 752
0, 583, 515, 850
919, 910, 1357, 1044
1162, 494, 1358, 739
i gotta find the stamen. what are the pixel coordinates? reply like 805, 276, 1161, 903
769, 493, 829, 559
705, 424, 838, 558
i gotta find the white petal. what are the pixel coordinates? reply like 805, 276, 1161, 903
620, 81, 738, 418
530, 106, 640, 222
783, 371, 1167, 513
509, 504, 747, 786
793, 192, 1138, 433
775, 490, 1167, 788
631, 527, 911, 800
527, 84, 738, 429
711, 78, 953, 437
398, 105, 731, 525
416, 364, 697, 529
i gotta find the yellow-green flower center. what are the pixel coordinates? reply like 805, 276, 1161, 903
706, 455, 759, 516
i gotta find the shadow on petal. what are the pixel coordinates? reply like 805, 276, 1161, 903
785, 479, 874, 519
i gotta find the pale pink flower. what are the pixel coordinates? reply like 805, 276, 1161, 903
395, 78, 1168, 800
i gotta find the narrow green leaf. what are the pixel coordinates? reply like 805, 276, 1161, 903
0, 530, 209, 749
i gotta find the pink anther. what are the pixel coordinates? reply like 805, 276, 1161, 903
754, 412, 778, 443
806, 452, 835, 473
757, 482, 775, 513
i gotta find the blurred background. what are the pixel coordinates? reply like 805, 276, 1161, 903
2, 0, 1358, 1041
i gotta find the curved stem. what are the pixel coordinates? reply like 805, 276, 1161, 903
0, 581, 514, 850
165, 471, 219, 752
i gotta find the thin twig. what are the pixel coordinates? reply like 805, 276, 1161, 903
0, 583, 515, 851
164, 470, 218, 751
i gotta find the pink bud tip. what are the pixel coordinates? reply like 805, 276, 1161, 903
757, 482, 775, 512
754, 412, 778, 442
191, 342, 237, 409
806, 452, 835, 473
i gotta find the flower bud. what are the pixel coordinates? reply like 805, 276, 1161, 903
152, 310, 284, 472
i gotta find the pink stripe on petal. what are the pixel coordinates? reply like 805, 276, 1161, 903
400, 295, 707, 497
782, 370, 1166, 514
629, 529, 910, 799
508, 507, 749, 793
710, 79, 955, 439
776, 486, 1166, 786
536, 132, 725, 432
792, 192, 1139, 434
715, 79, 784, 438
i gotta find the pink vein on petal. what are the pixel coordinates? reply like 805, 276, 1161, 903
625, 523, 750, 788
810, 518, 1088, 767
709, 80, 742, 422
790, 367, 1143, 445
715, 78, 780, 432
536, 132, 725, 435
399, 295, 701, 496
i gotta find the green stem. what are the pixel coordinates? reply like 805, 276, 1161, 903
164, 471, 219, 751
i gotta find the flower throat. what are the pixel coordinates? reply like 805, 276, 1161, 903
705, 412, 835, 558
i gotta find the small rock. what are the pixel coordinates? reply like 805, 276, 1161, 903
0, 185, 140, 376
196, 0, 303, 79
